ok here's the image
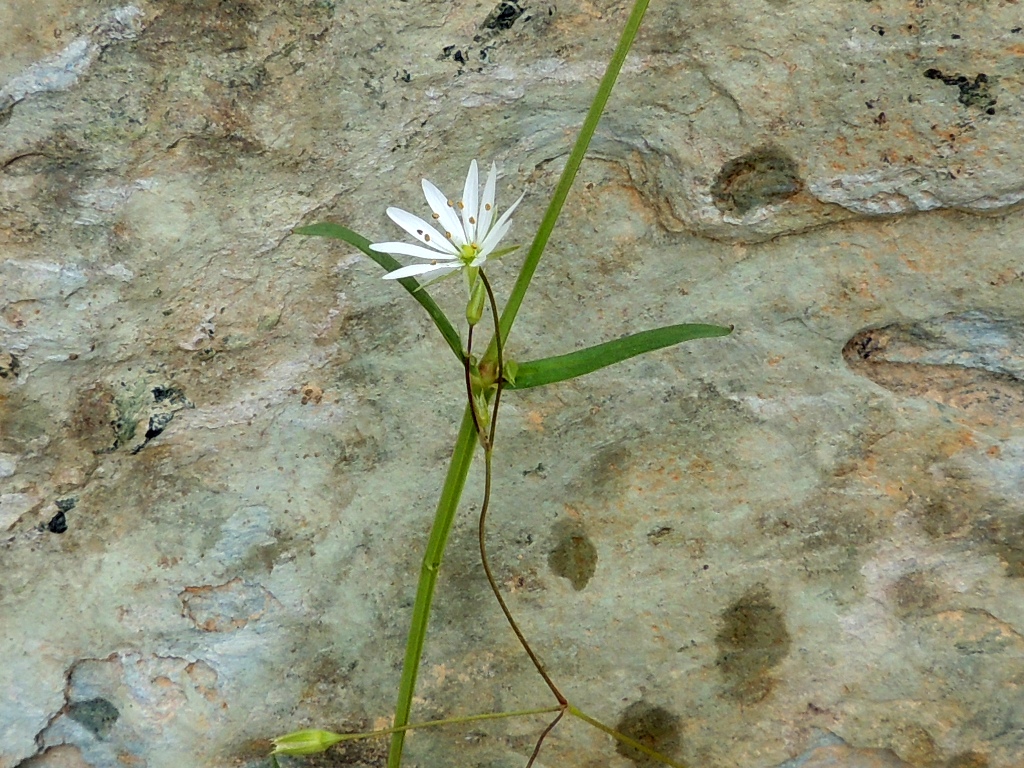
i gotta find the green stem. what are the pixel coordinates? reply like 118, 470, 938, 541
388, 406, 477, 767
489, 0, 652, 355
350, 704, 563, 742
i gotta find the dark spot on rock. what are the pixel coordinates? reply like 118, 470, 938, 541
715, 584, 791, 704
947, 751, 990, 768
131, 411, 175, 454
0, 352, 20, 379
711, 147, 802, 215
453, 49, 466, 64
68, 385, 119, 454
614, 701, 681, 768
67, 697, 119, 738
891, 570, 943, 618
152, 385, 187, 404
569, 442, 632, 500
548, 520, 598, 590
482, 1, 525, 31
55, 497, 77, 513
919, 496, 972, 538
908, 462, 1024, 579
843, 313, 1024, 425
141, 0, 257, 54
923, 68, 997, 111
976, 513, 1024, 577
47, 510, 68, 534
842, 328, 888, 364
648, 526, 673, 543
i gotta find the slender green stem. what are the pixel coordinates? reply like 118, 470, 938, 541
344, 704, 564, 742
387, 406, 477, 767
488, 0, 652, 356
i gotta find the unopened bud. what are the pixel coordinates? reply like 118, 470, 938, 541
271, 729, 345, 756
466, 278, 486, 326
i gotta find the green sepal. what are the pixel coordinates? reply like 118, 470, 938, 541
466, 279, 486, 326
501, 359, 519, 388
292, 223, 463, 362
504, 323, 732, 390
486, 244, 521, 261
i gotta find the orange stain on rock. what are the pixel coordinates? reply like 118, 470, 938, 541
526, 410, 545, 432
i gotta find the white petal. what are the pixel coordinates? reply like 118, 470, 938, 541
370, 241, 459, 260
476, 162, 498, 238
461, 160, 479, 242
383, 262, 461, 280
478, 191, 524, 254
421, 179, 467, 246
386, 207, 460, 255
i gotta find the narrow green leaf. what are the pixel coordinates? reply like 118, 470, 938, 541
506, 323, 732, 390
388, 407, 478, 766
293, 223, 463, 361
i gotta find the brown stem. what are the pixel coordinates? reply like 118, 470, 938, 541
525, 706, 567, 768
475, 271, 566, 706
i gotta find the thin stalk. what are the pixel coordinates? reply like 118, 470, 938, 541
345, 704, 564, 742
489, 0, 652, 354
387, 407, 478, 767
479, 273, 504, 449
479, 448, 566, 704
478, 270, 566, 704
525, 708, 566, 768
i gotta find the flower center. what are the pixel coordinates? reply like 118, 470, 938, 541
458, 243, 481, 266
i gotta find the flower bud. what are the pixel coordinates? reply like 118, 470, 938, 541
466, 277, 486, 326
271, 729, 345, 756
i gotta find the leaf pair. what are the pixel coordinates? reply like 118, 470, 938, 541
293, 223, 732, 388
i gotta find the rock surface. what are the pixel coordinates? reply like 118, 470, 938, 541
2, 1, 1023, 767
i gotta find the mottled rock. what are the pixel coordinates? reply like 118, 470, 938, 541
2, 1, 1024, 767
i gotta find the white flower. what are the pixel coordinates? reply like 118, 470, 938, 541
370, 160, 524, 283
